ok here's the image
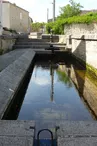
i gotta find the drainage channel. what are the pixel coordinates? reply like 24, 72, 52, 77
34, 139, 56, 146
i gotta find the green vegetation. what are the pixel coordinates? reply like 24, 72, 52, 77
46, 0, 97, 34
72, 54, 97, 86
31, 22, 45, 32
59, 0, 83, 19
46, 12, 97, 34
86, 63, 97, 80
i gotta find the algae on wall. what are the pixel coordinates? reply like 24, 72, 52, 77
72, 54, 97, 79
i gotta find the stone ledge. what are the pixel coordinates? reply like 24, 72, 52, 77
72, 34, 97, 40
0, 50, 35, 119
58, 137, 97, 146
57, 121, 97, 137
57, 121, 97, 146
0, 120, 35, 146
0, 34, 18, 40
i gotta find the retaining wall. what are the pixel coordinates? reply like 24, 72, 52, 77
0, 35, 17, 54
64, 23, 97, 70
64, 23, 97, 36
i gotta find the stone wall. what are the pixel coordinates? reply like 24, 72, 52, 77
72, 35, 97, 69
64, 23, 97, 70
0, 36, 17, 54
64, 23, 97, 36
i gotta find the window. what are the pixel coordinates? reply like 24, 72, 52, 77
20, 13, 22, 20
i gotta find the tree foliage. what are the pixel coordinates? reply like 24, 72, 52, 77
46, 12, 97, 34
31, 22, 45, 32
59, 0, 83, 18
46, 0, 83, 34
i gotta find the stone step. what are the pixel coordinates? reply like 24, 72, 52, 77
13, 45, 65, 49
16, 42, 66, 45
13, 45, 50, 49
16, 42, 50, 45
17, 39, 46, 42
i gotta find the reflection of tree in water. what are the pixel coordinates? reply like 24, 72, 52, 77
56, 70, 72, 88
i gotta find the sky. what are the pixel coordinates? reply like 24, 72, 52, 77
8, 0, 97, 22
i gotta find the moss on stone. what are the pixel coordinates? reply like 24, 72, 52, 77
86, 63, 97, 79
72, 54, 97, 80
0, 49, 3, 55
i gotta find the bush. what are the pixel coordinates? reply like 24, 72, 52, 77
46, 12, 97, 34
31, 22, 45, 32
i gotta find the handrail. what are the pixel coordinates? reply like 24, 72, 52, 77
37, 129, 54, 146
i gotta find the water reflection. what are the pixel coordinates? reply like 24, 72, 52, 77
58, 63, 97, 120
50, 61, 58, 102
17, 59, 94, 124
56, 68, 72, 88
4, 55, 97, 136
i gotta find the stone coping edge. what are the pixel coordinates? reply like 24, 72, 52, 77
71, 34, 97, 40
0, 50, 35, 119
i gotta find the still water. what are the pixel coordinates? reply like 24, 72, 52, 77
17, 56, 95, 132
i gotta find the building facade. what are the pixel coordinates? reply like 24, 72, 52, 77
1, 1, 31, 34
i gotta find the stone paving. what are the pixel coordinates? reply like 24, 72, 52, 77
57, 121, 97, 146
0, 49, 35, 119
0, 120, 35, 146
0, 49, 28, 71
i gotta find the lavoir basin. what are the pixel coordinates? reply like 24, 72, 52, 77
3, 53, 97, 136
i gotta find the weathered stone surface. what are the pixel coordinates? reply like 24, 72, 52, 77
64, 23, 97, 36
57, 121, 97, 146
72, 37, 97, 69
0, 136, 34, 146
72, 34, 97, 40
0, 49, 35, 118
57, 121, 97, 137
0, 49, 27, 71
58, 137, 97, 146
0, 120, 35, 146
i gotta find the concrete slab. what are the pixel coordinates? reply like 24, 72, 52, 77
58, 137, 97, 146
0, 120, 35, 146
57, 121, 97, 146
0, 49, 28, 71
0, 49, 35, 119
57, 121, 97, 137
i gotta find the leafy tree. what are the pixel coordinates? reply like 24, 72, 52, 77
31, 22, 45, 32
59, 0, 83, 18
